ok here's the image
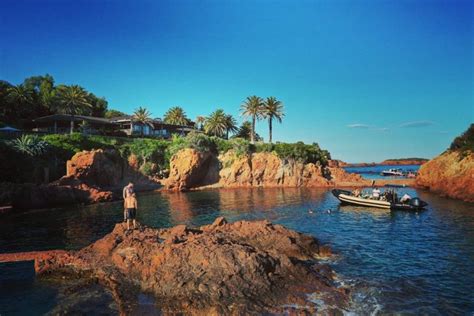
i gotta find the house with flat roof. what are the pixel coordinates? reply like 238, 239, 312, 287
30, 114, 196, 138
32, 114, 117, 134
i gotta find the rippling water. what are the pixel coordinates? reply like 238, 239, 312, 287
1, 187, 473, 314
343, 164, 421, 179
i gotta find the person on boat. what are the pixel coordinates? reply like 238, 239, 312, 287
123, 182, 134, 221
124, 192, 138, 230
372, 187, 381, 199
400, 193, 412, 203
352, 188, 361, 197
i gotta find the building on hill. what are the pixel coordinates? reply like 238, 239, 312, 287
31, 114, 116, 135
109, 115, 194, 137
30, 114, 196, 138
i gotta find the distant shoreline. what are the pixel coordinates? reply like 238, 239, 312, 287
342, 159, 428, 168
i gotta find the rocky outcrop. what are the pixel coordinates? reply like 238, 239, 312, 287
164, 148, 219, 190
64, 149, 159, 191
165, 149, 366, 190
1, 149, 160, 210
0, 180, 113, 210
26, 217, 347, 314
416, 151, 474, 202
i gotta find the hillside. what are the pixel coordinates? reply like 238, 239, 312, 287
416, 124, 474, 202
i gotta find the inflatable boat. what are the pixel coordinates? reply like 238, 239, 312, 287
332, 189, 428, 211
381, 168, 404, 176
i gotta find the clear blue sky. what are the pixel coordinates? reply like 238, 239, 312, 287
1, 0, 472, 162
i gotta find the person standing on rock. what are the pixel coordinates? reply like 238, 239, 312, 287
123, 182, 134, 221
124, 192, 138, 230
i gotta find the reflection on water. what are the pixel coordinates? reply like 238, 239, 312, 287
0, 187, 473, 314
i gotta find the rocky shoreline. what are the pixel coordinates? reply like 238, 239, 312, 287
0, 149, 161, 210
1, 217, 349, 314
415, 150, 474, 203
1, 148, 420, 212
163, 148, 373, 191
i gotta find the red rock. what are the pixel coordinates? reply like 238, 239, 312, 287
165, 149, 367, 190
31, 219, 346, 314
416, 151, 474, 202
164, 148, 216, 190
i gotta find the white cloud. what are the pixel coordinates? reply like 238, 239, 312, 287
347, 123, 370, 129
399, 120, 435, 128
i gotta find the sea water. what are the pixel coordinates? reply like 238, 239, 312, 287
0, 187, 473, 314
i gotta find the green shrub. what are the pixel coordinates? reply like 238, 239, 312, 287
450, 124, 474, 153
254, 142, 274, 153
167, 132, 217, 158
229, 138, 252, 157
126, 138, 168, 168
139, 161, 156, 176
212, 136, 233, 153
9, 134, 49, 157
271, 141, 330, 166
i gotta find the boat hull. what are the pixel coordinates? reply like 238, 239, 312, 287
332, 189, 427, 211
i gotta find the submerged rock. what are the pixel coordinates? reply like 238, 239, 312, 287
34, 217, 348, 314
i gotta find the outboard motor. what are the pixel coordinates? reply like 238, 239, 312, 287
409, 197, 427, 208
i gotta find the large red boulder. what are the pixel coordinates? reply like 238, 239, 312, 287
416, 151, 474, 202
33, 218, 348, 314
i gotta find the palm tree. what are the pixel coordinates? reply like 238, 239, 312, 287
204, 109, 227, 137
234, 121, 262, 141
164, 106, 188, 126
8, 84, 33, 105
263, 97, 284, 143
7, 84, 35, 119
54, 85, 92, 134
240, 95, 264, 144
225, 114, 238, 139
195, 115, 206, 131
133, 106, 153, 136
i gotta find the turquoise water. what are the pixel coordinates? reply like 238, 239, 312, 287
1, 187, 473, 314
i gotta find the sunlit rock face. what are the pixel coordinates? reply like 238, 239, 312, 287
416, 151, 474, 202
34, 217, 348, 314
165, 149, 366, 191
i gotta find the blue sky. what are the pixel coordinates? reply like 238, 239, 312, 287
1, 0, 472, 162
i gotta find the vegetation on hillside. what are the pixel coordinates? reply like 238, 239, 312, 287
450, 124, 474, 153
0, 75, 108, 128
1, 131, 331, 183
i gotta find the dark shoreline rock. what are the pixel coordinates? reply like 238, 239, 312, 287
0, 149, 161, 211
28, 217, 348, 314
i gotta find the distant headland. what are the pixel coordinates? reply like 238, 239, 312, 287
340, 158, 429, 168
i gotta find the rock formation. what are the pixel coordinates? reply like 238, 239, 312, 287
29, 217, 347, 314
1, 149, 160, 209
64, 149, 159, 191
165, 148, 219, 190
165, 149, 366, 191
416, 151, 474, 202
